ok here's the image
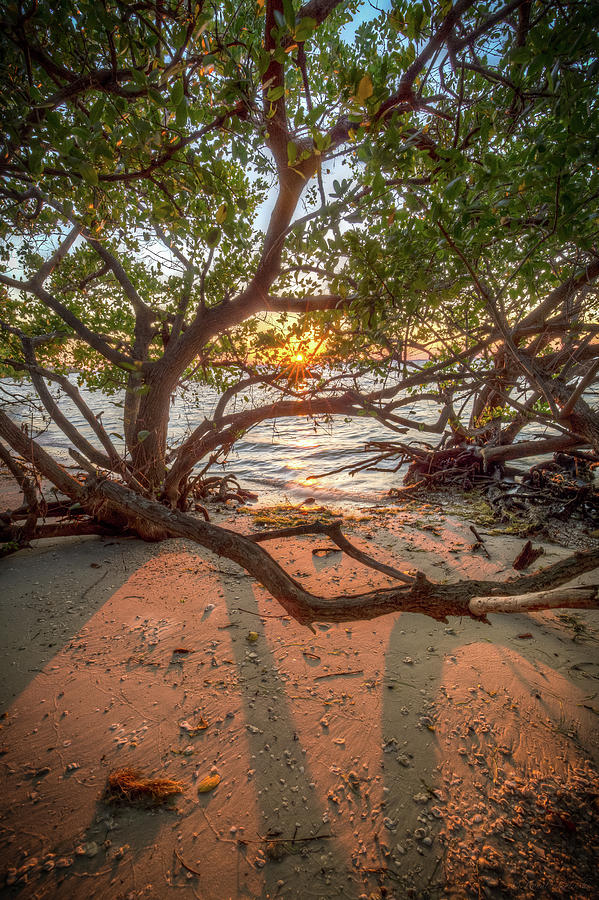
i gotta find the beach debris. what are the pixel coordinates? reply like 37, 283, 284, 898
197, 773, 221, 793
75, 841, 99, 858
266, 841, 288, 860
179, 718, 209, 735
104, 767, 185, 805
315, 669, 364, 680
347, 771, 360, 792
469, 525, 490, 557
512, 539, 544, 570
174, 848, 202, 876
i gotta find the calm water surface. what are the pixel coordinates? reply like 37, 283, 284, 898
3, 378, 597, 507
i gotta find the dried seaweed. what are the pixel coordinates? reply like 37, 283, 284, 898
103, 767, 185, 806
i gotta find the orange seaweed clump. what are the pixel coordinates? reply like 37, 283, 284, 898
104, 767, 185, 806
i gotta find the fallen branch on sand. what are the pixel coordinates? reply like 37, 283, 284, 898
1, 409, 598, 627
88, 478, 599, 627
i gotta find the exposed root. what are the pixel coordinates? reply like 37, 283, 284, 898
183, 473, 258, 507
103, 767, 185, 806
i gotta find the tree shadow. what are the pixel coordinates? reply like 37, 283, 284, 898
0, 534, 159, 710
380, 607, 599, 898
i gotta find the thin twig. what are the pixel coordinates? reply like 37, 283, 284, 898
315, 669, 364, 680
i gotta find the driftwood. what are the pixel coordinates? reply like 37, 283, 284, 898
512, 540, 544, 571
1, 467, 597, 623
64, 477, 598, 627
470, 585, 598, 616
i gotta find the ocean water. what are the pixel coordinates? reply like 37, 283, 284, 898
2, 377, 596, 507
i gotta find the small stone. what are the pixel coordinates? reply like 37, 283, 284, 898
84, 841, 99, 858
397, 754, 411, 768
56, 857, 73, 869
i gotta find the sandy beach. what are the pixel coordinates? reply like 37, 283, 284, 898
1, 500, 598, 899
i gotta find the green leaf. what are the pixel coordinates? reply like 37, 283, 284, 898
176, 97, 188, 127
89, 98, 104, 125
172, 25, 187, 49
282, 0, 295, 28
267, 85, 285, 102
215, 203, 227, 224
77, 161, 98, 185
170, 80, 184, 107
294, 15, 317, 41
137, 430, 150, 442
206, 226, 221, 247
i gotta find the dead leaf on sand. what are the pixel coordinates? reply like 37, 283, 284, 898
197, 773, 221, 793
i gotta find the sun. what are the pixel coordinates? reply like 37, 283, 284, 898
292, 352, 304, 363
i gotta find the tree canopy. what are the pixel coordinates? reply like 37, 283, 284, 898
1, 0, 598, 621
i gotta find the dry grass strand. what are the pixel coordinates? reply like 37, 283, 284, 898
104, 767, 185, 805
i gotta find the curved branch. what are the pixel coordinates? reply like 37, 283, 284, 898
94, 479, 599, 627
0, 410, 84, 501
249, 519, 415, 584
